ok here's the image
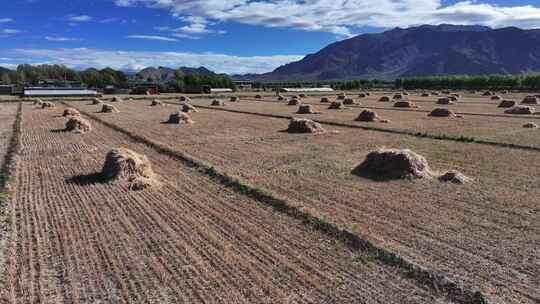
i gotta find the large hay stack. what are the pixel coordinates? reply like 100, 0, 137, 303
211, 99, 225, 106
65, 116, 92, 134
167, 111, 194, 124
521, 96, 539, 105
92, 98, 104, 105
343, 98, 356, 105
504, 106, 535, 115
337, 93, 346, 100
288, 98, 300, 106
393, 93, 404, 100
436, 97, 453, 105
101, 104, 119, 113
328, 101, 345, 110
181, 103, 198, 113
393, 101, 417, 108
62, 108, 81, 117
296, 104, 315, 114
378, 96, 391, 102
320, 97, 331, 103
286, 118, 326, 134
351, 148, 432, 180
355, 110, 379, 122
498, 100, 516, 108
429, 108, 456, 117
101, 148, 159, 190
151, 99, 163, 106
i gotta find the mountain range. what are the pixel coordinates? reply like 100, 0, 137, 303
235, 24, 540, 81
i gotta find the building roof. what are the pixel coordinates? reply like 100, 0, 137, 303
282, 88, 334, 92
24, 88, 99, 96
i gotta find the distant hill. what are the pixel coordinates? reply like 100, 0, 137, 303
135, 66, 216, 82
240, 24, 540, 81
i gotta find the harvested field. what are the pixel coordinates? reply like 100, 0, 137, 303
1, 103, 448, 304
65, 99, 540, 304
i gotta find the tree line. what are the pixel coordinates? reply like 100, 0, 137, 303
395, 75, 540, 90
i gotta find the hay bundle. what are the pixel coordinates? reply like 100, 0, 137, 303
521, 96, 539, 105
393, 93, 404, 100
490, 95, 502, 101
343, 98, 356, 105
229, 96, 239, 102
451, 93, 461, 98
41, 102, 55, 108
364, 92, 371, 96
449, 96, 459, 102
151, 99, 163, 106
287, 98, 300, 106
286, 118, 325, 134
431, 91, 440, 96
112, 97, 123, 102
298, 93, 306, 98
482, 91, 493, 96
328, 101, 345, 110
498, 100, 516, 108
296, 104, 314, 114
523, 122, 538, 128
34, 99, 43, 105
505, 106, 535, 115
442, 90, 451, 94
337, 93, 346, 100
501, 90, 509, 94
320, 97, 331, 103
351, 148, 432, 180
167, 111, 194, 124
421, 93, 430, 97
65, 116, 92, 133
378, 96, 391, 102
429, 108, 456, 117
355, 110, 379, 122
277, 95, 285, 101
92, 98, 103, 105
101, 104, 119, 113
255, 94, 263, 99
211, 99, 225, 106
179, 96, 190, 102
402, 91, 409, 96
358, 93, 366, 98
393, 101, 417, 108
181, 103, 198, 113
62, 108, 81, 117
438, 170, 470, 184
101, 148, 158, 190
436, 97, 453, 105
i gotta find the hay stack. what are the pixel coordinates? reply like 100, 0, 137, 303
343, 98, 356, 105
211, 99, 225, 106
151, 99, 163, 106
521, 96, 539, 105
523, 122, 538, 128
101, 148, 158, 191
229, 96, 239, 102
429, 108, 456, 117
337, 93, 346, 100
505, 106, 535, 115
255, 94, 263, 99
286, 118, 325, 134
438, 170, 470, 184
402, 91, 409, 96
328, 101, 345, 110
62, 108, 81, 117
101, 104, 119, 113
320, 97, 331, 103
421, 93, 431, 97
498, 100, 516, 108
482, 91, 493, 96
287, 98, 300, 106
277, 95, 285, 101
41, 102, 55, 108
181, 103, 198, 113
436, 97, 453, 105
355, 110, 379, 122
34, 99, 43, 106
358, 93, 366, 98
490, 95, 502, 101
112, 97, 123, 102
167, 111, 194, 124
431, 91, 440, 96
449, 96, 459, 102
65, 116, 92, 133
393, 101, 417, 108
92, 98, 103, 105
442, 90, 451, 94
378, 96, 391, 102
351, 148, 432, 180
179, 96, 188, 102
393, 93, 404, 100
296, 104, 315, 114
298, 93, 306, 98
364, 92, 371, 96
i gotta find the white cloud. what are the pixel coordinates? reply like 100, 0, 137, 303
45, 36, 82, 42
7, 48, 304, 74
68, 15, 93, 22
112, 0, 540, 36
126, 35, 178, 41
0, 18, 13, 23
0, 29, 21, 35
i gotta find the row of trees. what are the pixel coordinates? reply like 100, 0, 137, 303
151, 74, 236, 93
396, 75, 540, 90
0, 64, 129, 88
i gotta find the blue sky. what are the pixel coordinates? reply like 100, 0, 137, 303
2, 0, 540, 74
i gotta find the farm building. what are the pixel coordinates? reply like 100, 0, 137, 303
23, 87, 99, 97
0, 84, 16, 95
210, 88, 233, 93
280, 87, 334, 92
130, 82, 159, 95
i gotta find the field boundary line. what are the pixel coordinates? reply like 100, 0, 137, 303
67, 101, 490, 304
170, 101, 540, 152
0, 102, 23, 301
